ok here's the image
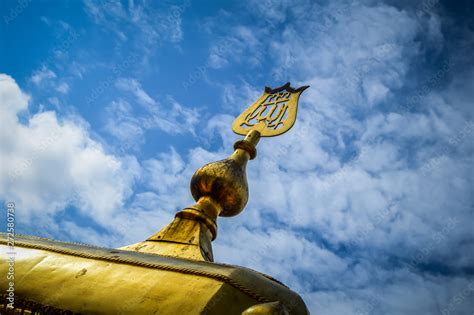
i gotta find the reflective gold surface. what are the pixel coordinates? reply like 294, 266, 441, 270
0, 234, 309, 314
242, 301, 290, 315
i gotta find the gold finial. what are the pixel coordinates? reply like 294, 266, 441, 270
120, 83, 308, 262
190, 82, 309, 218
232, 82, 309, 137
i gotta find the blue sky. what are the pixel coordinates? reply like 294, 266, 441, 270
1, 0, 473, 314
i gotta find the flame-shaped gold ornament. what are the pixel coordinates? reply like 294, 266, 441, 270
232, 82, 309, 137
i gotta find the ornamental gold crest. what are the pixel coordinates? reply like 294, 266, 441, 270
232, 82, 309, 137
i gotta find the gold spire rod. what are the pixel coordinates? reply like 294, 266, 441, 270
120, 82, 309, 261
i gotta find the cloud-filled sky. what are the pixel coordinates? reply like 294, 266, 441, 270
1, 0, 473, 314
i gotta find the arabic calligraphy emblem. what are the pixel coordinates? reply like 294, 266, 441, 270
232, 82, 309, 137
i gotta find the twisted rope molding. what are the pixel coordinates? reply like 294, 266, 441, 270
0, 237, 274, 308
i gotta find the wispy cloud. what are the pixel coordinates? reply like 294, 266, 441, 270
83, 0, 189, 59
55, 82, 70, 94
30, 66, 56, 85
104, 77, 199, 148
115, 78, 157, 111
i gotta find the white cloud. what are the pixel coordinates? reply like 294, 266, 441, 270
0, 74, 30, 117
30, 65, 72, 97
105, 78, 199, 142
30, 66, 57, 85
207, 26, 264, 69
55, 82, 70, 94
83, 0, 186, 58
115, 78, 157, 110
0, 74, 140, 226
48, 96, 60, 107
104, 99, 145, 148
69, 61, 86, 79
220, 80, 260, 112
